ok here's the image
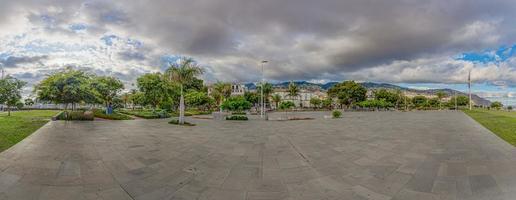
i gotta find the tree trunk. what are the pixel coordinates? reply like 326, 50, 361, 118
179, 85, 185, 124
7, 106, 10, 116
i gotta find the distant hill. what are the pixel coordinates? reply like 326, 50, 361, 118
244, 81, 491, 106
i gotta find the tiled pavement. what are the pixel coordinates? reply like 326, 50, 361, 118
0, 111, 514, 200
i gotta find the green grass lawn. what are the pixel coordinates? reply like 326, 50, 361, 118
0, 110, 59, 152
463, 109, 516, 146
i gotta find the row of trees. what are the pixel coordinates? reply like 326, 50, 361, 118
34, 68, 124, 114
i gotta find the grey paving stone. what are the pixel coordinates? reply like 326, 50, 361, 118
0, 111, 513, 199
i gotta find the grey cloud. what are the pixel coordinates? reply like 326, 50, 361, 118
0, 55, 48, 68
1, 0, 516, 84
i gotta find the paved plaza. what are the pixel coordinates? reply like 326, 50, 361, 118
0, 111, 515, 200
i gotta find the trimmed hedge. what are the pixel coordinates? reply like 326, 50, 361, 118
56, 111, 94, 121
226, 115, 248, 120
93, 109, 133, 120
168, 119, 196, 126
119, 109, 170, 119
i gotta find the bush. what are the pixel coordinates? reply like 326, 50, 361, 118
168, 119, 196, 126
231, 111, 246, 115
220, 96, 252, 112
279, 101, 295, 110
226, 115, 249, 120
57, 110, 94, 121
93, 109, 133, 120
119, 109, 170, 119
332, 110, 342, 118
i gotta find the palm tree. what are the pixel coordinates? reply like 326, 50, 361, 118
436, 91, 447, 110
288, 81, 299, 102
212, 82, 232, 111
257, 82, 273, 108
165, 58, 204, 124
272, 94, 281, 109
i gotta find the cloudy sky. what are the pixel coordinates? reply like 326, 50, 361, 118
1, 0, 515, 99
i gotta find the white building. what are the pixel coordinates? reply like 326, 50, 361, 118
207, 83, 248, 96
272, 89, 327, 108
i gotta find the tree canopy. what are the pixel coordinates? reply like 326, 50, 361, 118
327, 81, 367, 108
0, 76, 27, 116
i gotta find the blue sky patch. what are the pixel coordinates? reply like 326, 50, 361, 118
69, 23, 88, 31
100, 35, 119, 46
457, 44, 516, 63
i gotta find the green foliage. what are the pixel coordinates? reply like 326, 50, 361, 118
91, 76, 124, 106
310, 97, 322, 108
211, 82, 232, 106
332, 110, 342, 118
327, 81, 367, 107
137, 73, 169, 109
93, 109, 133, 120
322, 98, 333, 109
491, 101, 503, 110
185, 91, 214, 110
279, 101, 295, 110
57, 111, 94, 121
24, 98, 34, 106
0, 76, 27, 115
257, 82, 274, 102
226, 115, 249, 120
357, 99, 393, 108
169, 119, 196, 126
119, 109, 171, 119
220, 96, 252, 111
271, 93, 282, 108
508, 106, 513, 111
412, 95, 428, 107
34, 68, 95, 108
374, 89, 401, 105
244, 91, 260, 104
448, 95, 469, 106
288, 81, 299, 99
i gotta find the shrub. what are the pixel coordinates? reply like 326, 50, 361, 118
119, 109, 170, 119
168, 119, 196, 126
226, 115, 248, 120
57, 110, 94, 121
231, 111, 246, 115
332, 110, 342, 118
220, 96, 252, 112
93, 109, 133, 120
279, 101, 295, 110
508, 106, 513, 111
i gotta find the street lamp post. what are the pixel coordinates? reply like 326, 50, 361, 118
260, 60, 268, 118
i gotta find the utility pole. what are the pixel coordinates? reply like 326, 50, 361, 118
468, 70, 472, 110
0, 66, 4, 79
260, 60, 268, 118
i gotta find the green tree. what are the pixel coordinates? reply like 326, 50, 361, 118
435, 91, 447, 110
211, 82, 232, 110
120, 93, 131, 109
165, 58, 204, 124
257, 82, 274, 107
0, 76, 27, 116
271, 93, 281, 109
279, 101, 295, 118
449, 95, 469, 107
185, 91, 214, 111
244, 91, 259, 108
374, 89, 400, 105
322, 98, 333, 109
34, 68, 94, 110
137, 73, 168, 110
309, 97, 321, 109
491, 101, 503, 110
91, 76, 124, 114
327, 81, 367, 108
412, 95, 428, 108
220, 96, 252, 112
288, 81, 299, 101
24, 98, 34, 107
